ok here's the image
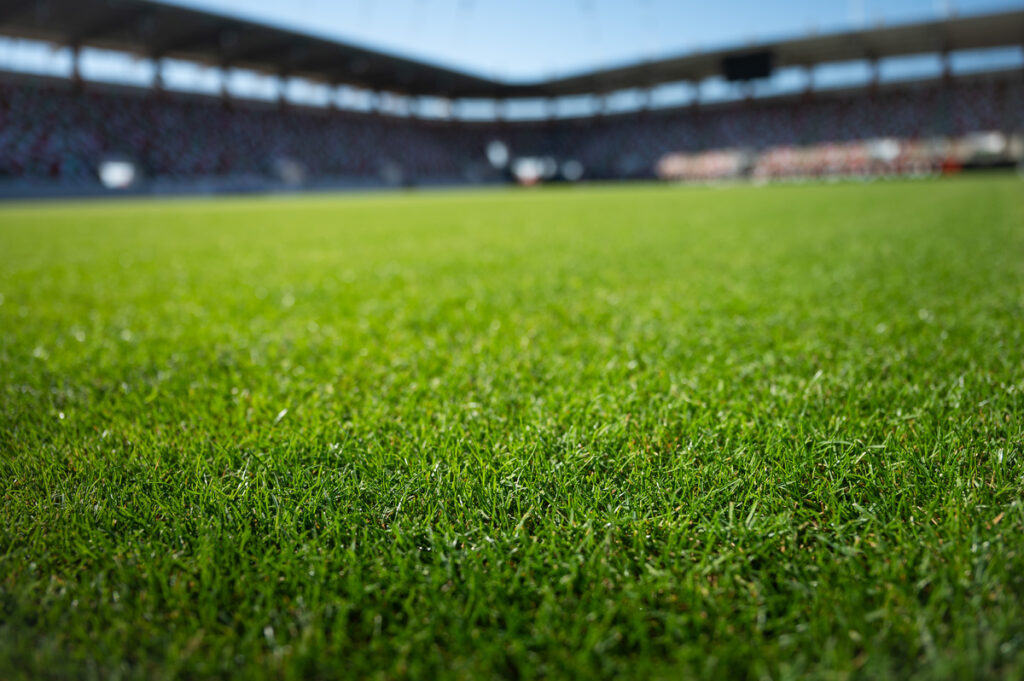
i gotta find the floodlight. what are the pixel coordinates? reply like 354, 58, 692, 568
486, 141, 510, 169
97, 160, 137, 189
561, 160, 584, 182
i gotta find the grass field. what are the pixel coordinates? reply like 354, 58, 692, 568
1, 177, 1023, 680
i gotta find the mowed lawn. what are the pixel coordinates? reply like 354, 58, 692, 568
1, 178, 1022, 680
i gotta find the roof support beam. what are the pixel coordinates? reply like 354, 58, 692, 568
218, 64, 231, 103
69, 42, 82, 92
152, 57, 165, 94
639, 87, 653, 111
546, 97, 558, 119
803, 64, 815, 95
277, 72, 289, 109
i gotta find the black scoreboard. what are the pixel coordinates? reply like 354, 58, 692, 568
722, 51, 775, 81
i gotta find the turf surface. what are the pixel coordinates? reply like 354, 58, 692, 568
1, 178, 1023, 680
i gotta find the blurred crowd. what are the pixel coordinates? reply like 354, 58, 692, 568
574, 78, 1024, 179
0, 74, 1020, 187
658, 134, 1022, 182
0, 82, 474, 183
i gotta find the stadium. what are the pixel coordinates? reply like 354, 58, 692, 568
1, 1, 1023, 194
1, 0, 1023, 679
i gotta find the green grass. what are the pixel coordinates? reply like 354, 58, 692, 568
1, 178, 1023, 680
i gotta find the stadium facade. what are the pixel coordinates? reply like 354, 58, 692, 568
1, 0, 1022, 196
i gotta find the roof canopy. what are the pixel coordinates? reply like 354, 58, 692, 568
2, 1, 1022, 98
526, 9, 1024, 96
0, 0, 501, 96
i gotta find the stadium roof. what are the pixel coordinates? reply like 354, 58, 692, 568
0, 0, 502, 96
1, 1, 1022, 98
523, 9, 1024, 96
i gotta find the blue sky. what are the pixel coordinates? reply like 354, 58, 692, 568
164, 0, 1023, 81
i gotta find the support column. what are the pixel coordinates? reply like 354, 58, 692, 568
219, 63, 232, 108
742, 80, 755, 102
804, 64, 815, 97
278, 73, 289, 110
152, 55, 165, 96
546, 96, 558, 120
70, 43, 83, 93
639, 87, 653, 112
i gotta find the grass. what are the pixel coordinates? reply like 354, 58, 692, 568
1, 177, 1023, 680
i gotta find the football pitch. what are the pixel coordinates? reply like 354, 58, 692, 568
1, 177, 1022, 679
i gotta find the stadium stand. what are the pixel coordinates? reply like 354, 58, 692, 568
2, 72, 1020, 189
0, 78, 476, 186
0, 1, 1022, 195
